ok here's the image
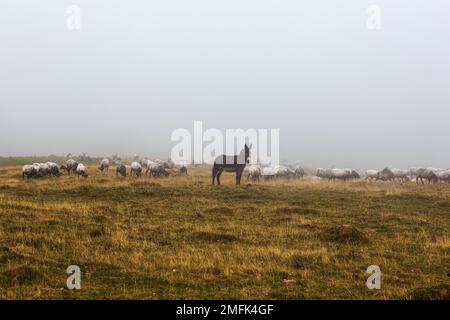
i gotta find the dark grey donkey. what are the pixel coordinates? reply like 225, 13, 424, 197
212, 144, 251, 185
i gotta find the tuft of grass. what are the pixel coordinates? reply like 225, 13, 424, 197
320, 225, 369, 244
410, 284, 450, 300
0, 246, 24, 264
0, 265, 47, 286
275, 206, 320, 215
190, 231, 240, 243
89, 229, 104, 238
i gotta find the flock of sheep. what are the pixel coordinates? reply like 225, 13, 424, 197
244, 165, 450, 185
364, 167, 450, 184
244, 164, 306, 181
22, 160, 90, 179
313, 166, 450, 184
21, 158, 187, 180
243, 165, 358, 182
21, 158, 450, 185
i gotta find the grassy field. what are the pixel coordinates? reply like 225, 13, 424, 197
0, 164, 449, 299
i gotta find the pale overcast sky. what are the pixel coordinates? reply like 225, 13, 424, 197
0, 1, 449, 169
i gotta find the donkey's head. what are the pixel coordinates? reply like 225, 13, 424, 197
244, 144, 252, 163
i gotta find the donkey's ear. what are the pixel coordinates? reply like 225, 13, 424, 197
249, 144, 252, 149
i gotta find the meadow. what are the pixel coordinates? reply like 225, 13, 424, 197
0, 163, 449, 299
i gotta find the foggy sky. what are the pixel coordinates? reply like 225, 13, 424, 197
0, 0, 449, 170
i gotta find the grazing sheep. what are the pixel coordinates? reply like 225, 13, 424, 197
377, 168, 395, 182
330, 168, 352, 182
316, 168, 332, 179
349, 170, 360, 180
293, 166, 306, 179
46, 162, 60, 177
32, 163, 41, 176
116, 163, 127, 177
155, 159, 174, 170
34, 163, 50, 178
130, 162, 142, 177
246, 165, 261, 181
275, 165, 294, 179
139, 159, 147, 167
415, 168, 437, 184
365, 170, 379, 181
261, 166, 276, 180
143, 159, 171, 177
76, 163, 88, 178
22, 165, 37, 180
436, 169, 450, 183
149, 163, 170, 177
61, 159, 78, 175
144, 160, 155, 176
151, 158, 174, 170
391, 169, 409, 182
67, 159, 78, 174
99, 158, 110, 172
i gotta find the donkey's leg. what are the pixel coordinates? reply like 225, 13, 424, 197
216, 168, 223, 185
212, 165, 218, 185
237, 169, 243, 185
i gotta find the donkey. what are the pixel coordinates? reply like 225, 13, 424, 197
212, 144, 251, 185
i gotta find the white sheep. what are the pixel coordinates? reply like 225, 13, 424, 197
61, 159, 78, 175
245, 165, 261, 181
130, 162, 142, 177
365, 170, 379, 181
46, 162, 60, 177
22, 165, 37, 180
391, 169, 409, 182
99, 158, 110, 172
76, 163, 88, 178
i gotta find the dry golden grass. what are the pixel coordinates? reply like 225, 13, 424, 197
0, 165, 449, 299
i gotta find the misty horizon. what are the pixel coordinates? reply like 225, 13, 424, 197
1, 1, 449, 170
